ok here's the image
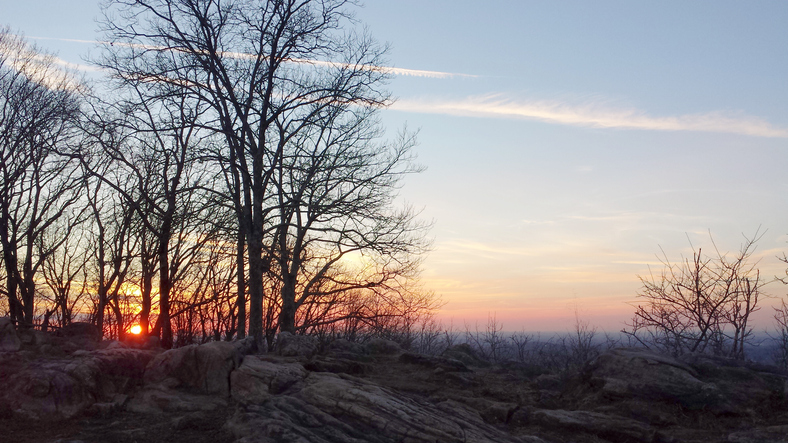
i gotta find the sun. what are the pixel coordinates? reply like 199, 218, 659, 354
130, 325, 142, 335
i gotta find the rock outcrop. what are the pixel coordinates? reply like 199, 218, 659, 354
4, 336, 788, 443
143, 340, 242, 396
0, 347, 155, 419
226, 371, 525, 443
275, 332, 318, 358
567, 348, 788, 417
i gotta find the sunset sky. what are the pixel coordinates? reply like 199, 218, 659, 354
3, 0, 788, 332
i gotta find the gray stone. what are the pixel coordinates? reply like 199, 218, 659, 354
327, 338, 364, 354
728, 425, 788, 443
144, 340, 241, 396
230, 355, 307, 404
126, 385, 227, 414
0, 317, 20, 352
276, 332, 318, 358
362, 338, 401, 355
456, 397, 518, 424
530, 408, 657, 443
0, 347, 154, 420
575, 348, 723, 409
571, 348, 788, 416
58, 322, 102, 341
398, 352, 469, 372
442, 343, 490, 367
230, 356, 308, 405
234, 335, 264, 355
226, 372, 526, 443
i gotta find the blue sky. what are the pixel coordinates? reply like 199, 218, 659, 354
3, 0, 788, 331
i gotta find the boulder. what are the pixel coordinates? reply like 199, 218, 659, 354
303, 358, 372, 376
144, 341, 241, 396
0, 347, 155, 420
16, 327, 49, 348
56, 322, 102, 351
679, 353, 788, 415
572, 348, 723, 410
362, 338, 401, 355
230, 356, 308, 405
442, 343, 490, 367
570, 348, 788, 416
0, 317, 20, 352
234, 335, 263, 355
57, 322, 102, 341
275, 332, 318, 358
456, 397, 518, 424
327, 338, 365, 355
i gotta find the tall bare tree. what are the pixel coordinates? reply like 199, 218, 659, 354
80, 86, 215, 347
40, 214, 91, 330
0, 29, 84, 327
99, 0, 393, 344
269, 104, 429, 333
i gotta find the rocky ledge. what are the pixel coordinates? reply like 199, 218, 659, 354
1, 321, 787, 443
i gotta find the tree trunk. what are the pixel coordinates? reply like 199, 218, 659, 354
248, 147, 265, 345
110, 291, 125, 341
140, 265, 152, 337
0, 217, 23, 325
248, 239, 264, 344
235, 228, 246, 339
21, 251, 35, 326
157, 232, 172, 348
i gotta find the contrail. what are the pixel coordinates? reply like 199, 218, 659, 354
391, 94, 788, 138
26, 36, 477, 79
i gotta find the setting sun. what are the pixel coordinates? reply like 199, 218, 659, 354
130, 325, 142, 335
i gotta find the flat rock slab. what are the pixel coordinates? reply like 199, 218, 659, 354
530, 408, 657, 443
227, 371, 529, 443
728, 425, 788, 443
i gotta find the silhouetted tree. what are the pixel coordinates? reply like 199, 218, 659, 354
80, 87, 216, 347
99, 0, 400, 345
0, 29, 84, 327
624, 232, 763, 359
270, 105, 429, 333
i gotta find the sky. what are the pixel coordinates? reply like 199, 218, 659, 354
2, 0, 788, 332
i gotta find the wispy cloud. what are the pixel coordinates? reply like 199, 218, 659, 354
2, 37, 87, 91
27, 36, 476, 79
391, 94, 788, 138
49, 55, 103, 73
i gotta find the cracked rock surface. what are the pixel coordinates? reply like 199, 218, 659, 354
2, 329, 788, 443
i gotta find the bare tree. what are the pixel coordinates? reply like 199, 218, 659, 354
0, 29, 84, 327
82, 172, 138, 339
269, 105, 430, 334
40, 215, 91, 330
771, 300, 788, 369
98, 0, 393, 345
624, 232, 764, 359
80, 86, 217, 347
464, 314, 506, 362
